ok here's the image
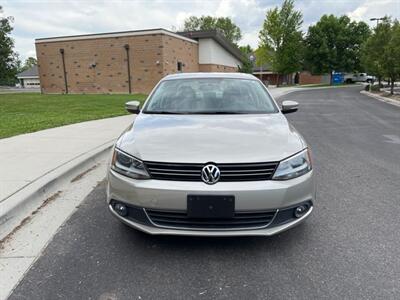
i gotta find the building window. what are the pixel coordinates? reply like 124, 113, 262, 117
177, 61, 183, 72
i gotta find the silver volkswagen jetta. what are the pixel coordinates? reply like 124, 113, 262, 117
107, 73, 315, 236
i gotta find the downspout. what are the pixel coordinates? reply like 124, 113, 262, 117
124, 44, 132, 94
59, 48, 68, 94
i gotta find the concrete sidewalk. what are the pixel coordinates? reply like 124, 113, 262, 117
0, 115, 134, 239
268, 85, 303, 98
0, 115, 133, 202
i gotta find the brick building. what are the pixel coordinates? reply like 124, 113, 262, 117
35, 29, 244, 94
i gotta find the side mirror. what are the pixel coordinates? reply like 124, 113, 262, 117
281, 100, 299, 114
125, 101, 141, 114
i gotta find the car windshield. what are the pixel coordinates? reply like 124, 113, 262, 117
143, 78, 279, 114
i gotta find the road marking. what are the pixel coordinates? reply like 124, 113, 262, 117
383, 135, 400, 145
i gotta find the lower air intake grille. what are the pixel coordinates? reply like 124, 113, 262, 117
145, 209, 277, 230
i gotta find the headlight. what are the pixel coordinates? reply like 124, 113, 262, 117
272, 149, 312, 180
111, 148, 150, 179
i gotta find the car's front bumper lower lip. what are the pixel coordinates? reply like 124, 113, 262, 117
108, 200, 313, 237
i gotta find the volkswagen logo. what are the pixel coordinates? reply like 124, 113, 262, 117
201, 164, 221, 184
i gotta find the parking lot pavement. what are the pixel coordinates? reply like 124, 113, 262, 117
8, 86, 400, 299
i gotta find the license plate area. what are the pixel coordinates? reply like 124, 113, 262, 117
187, 195, 235, 219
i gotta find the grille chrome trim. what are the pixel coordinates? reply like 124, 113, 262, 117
144, 161, 279, 182
144, 208, 279, 231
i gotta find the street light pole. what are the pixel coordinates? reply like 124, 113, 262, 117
369, 17, 385, 90
370, 17, 384, 26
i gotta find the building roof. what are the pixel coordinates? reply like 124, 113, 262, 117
35, 28, 197, 44
17, 65, 39, 78
178, 30, 245, 63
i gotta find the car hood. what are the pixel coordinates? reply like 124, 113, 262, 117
117, 113, 305, 163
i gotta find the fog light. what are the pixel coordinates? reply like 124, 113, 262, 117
294, 205, 307, 218
115, 203, 128, 217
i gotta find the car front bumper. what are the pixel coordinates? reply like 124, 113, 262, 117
107, 169, 315, 236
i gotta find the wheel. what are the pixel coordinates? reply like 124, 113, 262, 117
345, 79, 353, 84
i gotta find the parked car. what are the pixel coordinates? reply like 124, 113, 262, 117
107, 73, 315, 236
344, 73, 375, 84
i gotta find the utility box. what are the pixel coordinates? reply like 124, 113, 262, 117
332, 72, 344, 85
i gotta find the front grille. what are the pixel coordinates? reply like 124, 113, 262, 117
145, 209, 277, 230
144, 161, 279, 182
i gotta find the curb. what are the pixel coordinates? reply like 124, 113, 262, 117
271, 85, 362, 101
360, 90, 400, 108
0, 140, 115, 241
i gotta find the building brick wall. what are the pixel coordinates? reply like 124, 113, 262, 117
162, 35, 199, 76
36, 33, 199, 94
36, 30, 241, 95
299, 71, 323, 85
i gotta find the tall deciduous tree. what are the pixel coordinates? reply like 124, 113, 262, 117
0, 6, 20, 86
183, 16, 242, 44
382, 20, 400, 94
304, 14, 370, 84
362, 18, 392, 86
238, 45, 253, 73
258, 0, 303, 86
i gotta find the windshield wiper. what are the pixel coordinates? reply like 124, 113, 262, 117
192, 111, 248, 114
144, 111, 249, 115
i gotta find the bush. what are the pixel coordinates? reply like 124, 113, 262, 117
371, 85, 381, 92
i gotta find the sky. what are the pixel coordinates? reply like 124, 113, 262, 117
1, 0, 400, 61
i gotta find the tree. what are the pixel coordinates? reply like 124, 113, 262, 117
0, 6, 20, 86
382, 20, 400, 94
362, 18, 392, 86
238, 45, 253, 73
258, 0, 303, 86
183, 16, 242, 44
362, 18, 400, 94
254, 46, 271, 68
20, 57, 37, 72
304, 15, 370, 84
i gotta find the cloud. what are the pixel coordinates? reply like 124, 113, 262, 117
2, 0, 399, 60
347, 0, 400, 21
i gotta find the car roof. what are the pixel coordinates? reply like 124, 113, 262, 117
162, 72, 257, 81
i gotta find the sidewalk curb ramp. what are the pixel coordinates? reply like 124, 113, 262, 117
0, 140, 115, 241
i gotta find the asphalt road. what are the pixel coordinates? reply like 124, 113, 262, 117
9, 86, 400, 299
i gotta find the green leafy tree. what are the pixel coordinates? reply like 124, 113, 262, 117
183, 16, 242, 44
383, 20, 400, 94
0, 6, 20, 86
304, 15, 370, 84
20, 56, 37, 72
238, 45, 253, 73
258, 0, 303, 86
254, 46, 271, 67
362, 18, 392, 86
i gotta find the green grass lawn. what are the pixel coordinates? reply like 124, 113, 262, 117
0, 93, 147, 139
